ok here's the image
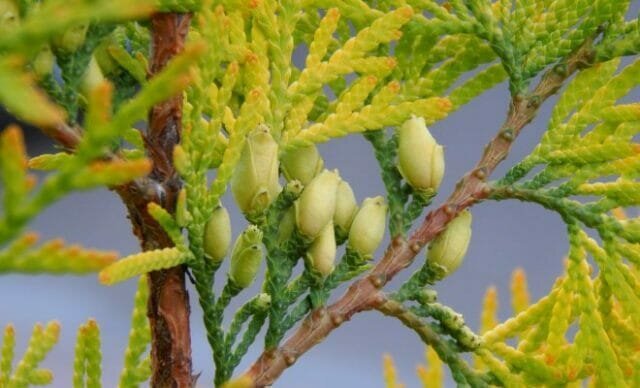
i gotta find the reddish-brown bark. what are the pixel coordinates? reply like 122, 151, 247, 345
117, 12, 194, 388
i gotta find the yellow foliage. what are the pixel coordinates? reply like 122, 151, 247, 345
222, 375, 253, 388
382, 354, 405, 388
383, 347, 443, 388
510, 268, 530, 315
417, 347, 443, 388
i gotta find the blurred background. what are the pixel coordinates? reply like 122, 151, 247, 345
2, 5, 640, 385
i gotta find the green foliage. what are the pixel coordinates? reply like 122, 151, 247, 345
483, 55, 640, 385
2, 0, 640, 386
0, 279, 150, 387
0, 233, 117, 274
118, 276, 151, 387
72, 320, 102, 388
0, 0, 200, 280
99, 247, 188, 285
0, 321, 59, 388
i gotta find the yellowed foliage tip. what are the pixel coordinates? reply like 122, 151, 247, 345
417, 347, 443, 388
383, 353, 405, 388
510, 268, 530, 315
222, 375, 253, 388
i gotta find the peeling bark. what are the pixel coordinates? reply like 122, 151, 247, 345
116, 12, 194, 388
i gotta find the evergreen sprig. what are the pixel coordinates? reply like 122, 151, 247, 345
2, 0, 640, 386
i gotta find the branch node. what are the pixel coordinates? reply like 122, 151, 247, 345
473, 168, 487, 180
479, 184, 492, 197
526, 95, 541, 108
410, 243, 422, 254
330, 314, 344, 326
369, 275, 384, 288
443, 205, 456, 216
500, 128, 515, 141
284, 355, 296, 366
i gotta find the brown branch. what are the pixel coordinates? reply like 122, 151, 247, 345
116, 12, 193, 387
142, 12, 193, 388
240, 38, 596, 387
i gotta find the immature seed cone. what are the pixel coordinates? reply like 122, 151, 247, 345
0, 0, 19, 35
231, 125, 281, 216
81, 56, 105, 96
229, 225, 264, 288
295, 169, 341, 239
306, 221, 337, 277
347, 196, 387, 259
397, 116, 445, 192
427, 210, 472, 278
53, 23, 89, 53
32, 45, 55, 78
203, 205, 232, 264
281, 145, 324, 185
333, 180, 358, 239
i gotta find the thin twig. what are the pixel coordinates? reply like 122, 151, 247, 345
376, 297, 490, 386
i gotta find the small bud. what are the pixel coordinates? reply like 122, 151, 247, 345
347, 196, 387, 259
255, 293, 271, 310
306, 221, 337, 277
53, 23, 89, 53
0, 0, 19, 36
277, 207, 296, 244
203, 205, 232, 264
231, 125, 281, 216
295, 169, 341, 239
175, 188, 191, 227
81, 56, 105, 96
281, 145, 324, 185
32, 45, 55, 78
397, 116, 445, 191
427, 210, 472, 279
416, 288, 438, 304
229, 225, 264, 288
333, 180, 358, 239
284, 179, 304, 197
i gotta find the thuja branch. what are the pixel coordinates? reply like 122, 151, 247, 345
240, 38, 597, 387
376, 297, 491, 386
